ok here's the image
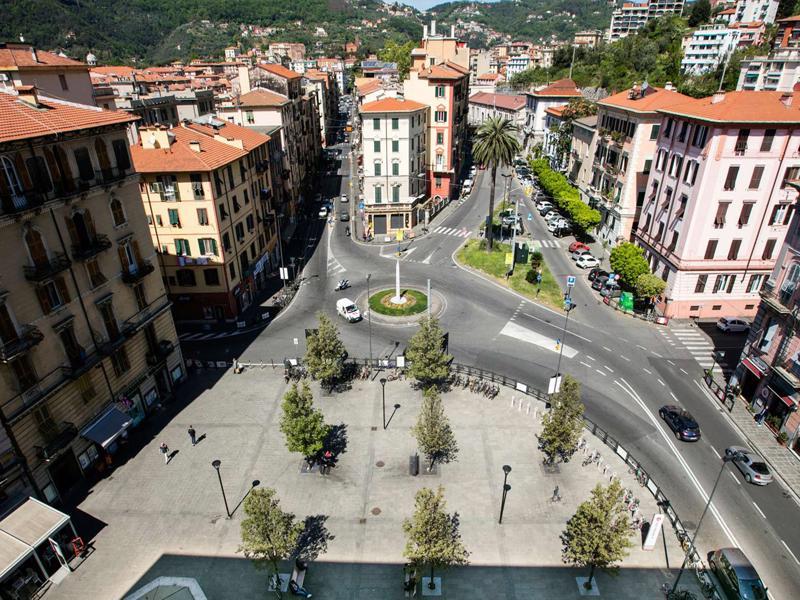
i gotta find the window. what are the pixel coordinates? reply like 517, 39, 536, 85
74, 147, 94, 181
392, 140, 399, 153
769, 204, 789, 226
714, 203, 729, 228
643, 159, 652, 174
761, 129, 775, 152
695, 274, 708, 293
683, 160, 698, 185
747, 274, 765, 293
97, 299, 119, 340
235, 222, 245, 240
228, 262, 236, 281
692, 125, 708, 148
435, 176, 442, 189
704, 239, 718, 259
668, 154, 683, 177
723, 166, 739, 191
246, 214, 255, 231
58, 74, 68, 90
198, 238, 218, 256
11, 357, 37, 392
112, 139, 131, 171
392, 162, 399, 176
190, 173, 204, 197
675, 194, 687, 219
738, 202, 754, 226
1, 156, 23, 198
373, 140, 380, 152
176, 269, 196, 286
781, 166, 800, 188
734, 129, 750, 155
392, 186, 400, 202
232, 195, 240, 213
227, 165, 234, 189
76, 373, 96, 403
35, 278, 69, 314
391, 118, 399, 130
762, 238, 777, 259
218, 203, 227, 221
435, 86, 445, 97
86, 259, 106, 288
374, 162, 382, 176
655, 149, 668, 171
373, 118, 380, 130
728, 239, 741, 260
436, 132, 444, 145
197, 208, 209, 225
110, 197, 126, 227
174, 238, 191, 256
758, 318, 777, 352
749, 166, 764, 190
677, 121, 689, 143
204, 268, 220, 286
133, 282, 147, 310
650, 124, 660, 140
374, 186, 382, 203
663, 118, 673, 138
215, 173, 223, 196
435, 110, 447, 123
110, 347, 130, 377
167, 209, 180, 227
246, 110, 255, 124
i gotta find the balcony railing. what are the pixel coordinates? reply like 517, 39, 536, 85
121, 260, 155, 284
121, 295, 172, 337
760, 283, 796, 315
0, 325, 44, 363
71, 233, 112, 261
34, 421, 78, 462
22, 252, 71, 282
146, 340, 175, 366
1, 366, 73, 423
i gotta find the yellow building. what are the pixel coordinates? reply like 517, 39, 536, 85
131, 119, 278, 323
0, 85, 184, 508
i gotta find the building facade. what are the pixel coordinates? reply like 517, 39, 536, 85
467, 92, 527, 144
607, 1, 685, 42
523, 78, 582, 149
0, 86, 184, 508
738, 16, 800, 92
681, 26, 741, 76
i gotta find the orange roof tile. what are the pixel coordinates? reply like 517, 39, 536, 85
356, 79, 383, 97
257, 63, 301, 80
0, 43, 85, 70
659, 91, 800, 124
468, 92, 526, 111
779, 16, 800, 23
90, 66, 136, 78
599, 86, 689, 113
239, 88, 290, 108
0, 88, 135, 144
476, 72, 500, 81
531, 78, 582, 97
545, 104, 568, 117
419, 63, 468, 81
360, 97, 427, 113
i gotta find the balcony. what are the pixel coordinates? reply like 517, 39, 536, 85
0, 325, 44, 363
34, 422, 78, 462
0, 190, 46, 216
121, 260, 155, 284
71, 233, 112, 261
22, 253, 71, 282
760, 282, 796, 315
146, 340, 175, 366
121, 295, 172, 337
1, 366, 73, 423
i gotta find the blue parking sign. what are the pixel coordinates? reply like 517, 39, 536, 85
566, 275, 576, 287
527, 212, 532, 221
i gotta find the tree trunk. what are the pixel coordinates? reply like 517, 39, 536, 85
271, 562, 283, 600
428, 456, 436, 473
429, 564, 436, 589
585, 563, 596, 590
486, 164, 498, 250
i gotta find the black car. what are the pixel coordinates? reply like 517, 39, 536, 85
659, 405, 701, 441
553, 225, 573, 238
588, 268, 609, 282
340, 212, 350, 222
591, 276, 609, 291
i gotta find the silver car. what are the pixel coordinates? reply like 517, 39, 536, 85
725, 446, 773, 485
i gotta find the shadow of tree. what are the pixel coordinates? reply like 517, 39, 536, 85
323, 423, 348, 465
293, 515, 334, 562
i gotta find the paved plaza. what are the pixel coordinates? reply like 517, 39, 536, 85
49, 368, 701, 599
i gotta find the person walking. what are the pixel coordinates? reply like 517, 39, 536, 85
159, 442, 169, 464
188, 426, 196, 446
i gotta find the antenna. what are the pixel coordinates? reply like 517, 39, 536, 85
568, 45, 576, 80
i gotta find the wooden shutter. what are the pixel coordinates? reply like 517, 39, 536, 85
94, 138, 111, 172
13, 153, 31, 190
25, 229, 48, 267
0, 305, 19, 343
43, 148, 61, 187
132, 239, 143, 264
36, 285, 52, 314
118, 245, 129, 272
64, 216, 79, 245
84, 209, 97, 237
55, 277, 70, 303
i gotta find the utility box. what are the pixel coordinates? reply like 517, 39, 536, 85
515, 242, 529, 265
409, 453, 419, 476
620, 291, 634, 312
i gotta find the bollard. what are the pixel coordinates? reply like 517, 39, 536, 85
518, 401, 522, 412
526, 402, 531, 415
511, 396, 515, 408
533, 407, 538, 419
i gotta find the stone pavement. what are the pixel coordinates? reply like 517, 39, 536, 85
50, 368, 702, 599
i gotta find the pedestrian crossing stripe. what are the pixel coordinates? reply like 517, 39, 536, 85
432, 226, 470, 238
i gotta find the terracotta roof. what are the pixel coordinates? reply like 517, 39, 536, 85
303, 69, 328, 81
131, 120, 269, 173
719, 8, 736, 14
530, 78, 581, 97
778, 16, 800, 23
356, 78, 383, 97
0, 43, 85, 70
239, 88, 290, 108
545, 104, 567, 117
0, 88, 136, 144
599, 86, 689, 113
360, 97, 427, 113
476, 72, 500, 81
257, 63, 301, 80
90, 66, 136, 78
658, 91, 800, 124
419, 63, 468, 81
468, 92, 526, 111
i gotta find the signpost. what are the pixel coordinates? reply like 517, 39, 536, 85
566, 275, 576, 288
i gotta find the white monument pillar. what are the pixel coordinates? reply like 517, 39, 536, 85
391, 258, 406, 304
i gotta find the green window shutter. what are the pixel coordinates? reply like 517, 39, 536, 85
373, 140, 380, 152
211, 239, 218, 255
198, 239, 206, 255
392, 140, 399, 152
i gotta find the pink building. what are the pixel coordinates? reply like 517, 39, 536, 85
634, 91, 800, 319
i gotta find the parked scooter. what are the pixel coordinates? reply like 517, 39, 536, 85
345, 226, 350, 237
334, 279, 350, 291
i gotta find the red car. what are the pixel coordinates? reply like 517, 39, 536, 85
568, 241, 590, 253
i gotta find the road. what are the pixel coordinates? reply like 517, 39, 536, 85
184, 136, 800, 598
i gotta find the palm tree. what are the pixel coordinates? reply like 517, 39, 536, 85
472, 117, 521, 251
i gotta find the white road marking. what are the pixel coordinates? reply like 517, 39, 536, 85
652, 352, 663, 358
522, 313, 593, 343
658, 379, 665, 386
620, 355, 631, 361
580, 361, 593, 368
781, 540, 800, 565
680, 368, 689, 375
402, 247, 417, 259
643, 368, 652, 374
752, 502, 767, 520
604, 365, 613, 373
586, 355, 596, 361
670, 392, 679, 402
499, 321, 579, 358
603, 346, 612, 352
637, 344, 648, 350
421, 251, 435, 264
709, 446, 721, 459
729, 471, 741, 485
595, 369, 607, 377
667, 359, 675, 366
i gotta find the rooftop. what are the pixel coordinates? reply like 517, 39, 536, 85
599, 85, 689, 114
0, 43, 85, 70
660, 91, 800, 124
468, 91, 526, 111
257, 63, 302, 80
529, 78, 581, 98
360, 97, 427, 113
238, 88, 290, 108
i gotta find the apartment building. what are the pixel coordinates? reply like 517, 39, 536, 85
681, 25, 741, 76
634, 91, 800, 319
505, 55, 531, 78
131, 119, 278, 323
360, 98, 428, 236
573, 31, 604, 48
304, 69, 339, 147
0, 86, 184, 507
566, 114, 598, 193
607, 1, 685, 42
738, 16, 800, 92
467, 93, 527, 144
523, 78, 582, 149
733, 0, 779, 24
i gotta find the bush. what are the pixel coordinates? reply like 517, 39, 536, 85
530, 159, 601, 232
530, 250, 543, 271
525, 268, 539, 284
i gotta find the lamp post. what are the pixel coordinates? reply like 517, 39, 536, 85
499, 465, 512, 524
380, 377, 387, 429
671, 451, 741, 593
211, 459, 231, 519
367, 273, 373, 366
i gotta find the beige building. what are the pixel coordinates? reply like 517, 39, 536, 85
0, 85, 184, 508
131, 119, 278, 323
360, 98, 428, 236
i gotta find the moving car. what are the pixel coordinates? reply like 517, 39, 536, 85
576, 255, 600, 269
658, 405, 701, 441
588, 268, 609, 282
340, 194, 349, 203
707, 548, 768, 600
318, 207, 328, 218
716, 317, 749, 333
336, 298, 361, 322
340, 212, 350, 222
569, 241, 590, 253
571, 249, 592, 261
725, 446, 773, 485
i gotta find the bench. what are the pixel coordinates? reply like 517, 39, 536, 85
291, 562, 307, 588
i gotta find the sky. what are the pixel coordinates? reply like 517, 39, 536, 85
391, 0, 502, 12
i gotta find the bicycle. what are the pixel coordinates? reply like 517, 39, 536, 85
582, 450, 599, 467
550, 486, 562, 503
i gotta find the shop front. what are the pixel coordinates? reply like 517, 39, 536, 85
751, 370, 800, 447
735, 355, 770, 404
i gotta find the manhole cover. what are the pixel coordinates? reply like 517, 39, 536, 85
376, 461, 385, 467
371, 507, 382, 515
358, 518, 367, 524
371, 426, 378, 431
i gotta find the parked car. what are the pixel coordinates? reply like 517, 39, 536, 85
340, 212, 350, 222
553, 225, 573, 237
716, 317, 749, 333
318, 207, 328, 218
545, 212, 564, 224
600, 283, 621, 298
588, 268, 609, 282
571, 249, 593, 261
536, 201, 553, 211
539, 205, 555, 216
547, 219, 569, 233
336, 298, 361, 322
591, 276, 609, 291
340, 194, 349, 203
725, 446, 773, 485
576, 255, 600, 269
569, 241, 590, 253
707, 548, 768, 600
658, 405, 701, 441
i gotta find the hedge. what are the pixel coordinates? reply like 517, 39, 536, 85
530, 159, 601, 232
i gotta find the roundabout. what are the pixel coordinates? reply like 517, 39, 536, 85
369, 289, 428, 316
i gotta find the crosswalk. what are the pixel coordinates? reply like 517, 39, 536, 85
328, 256, 345, 275
661, 326, 732, 375
534, 239, 561, 249
179, 331, 232, 342
432, 226, 470, 238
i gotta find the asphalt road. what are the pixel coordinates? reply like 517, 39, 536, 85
185, 139, 800, 599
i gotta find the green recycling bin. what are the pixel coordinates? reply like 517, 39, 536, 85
620, 291, 634, 312
515, 242, 529, 265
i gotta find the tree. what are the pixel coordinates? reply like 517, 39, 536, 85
551, 98, 598, 168
403, 486, 469, 589
406, 317, 452, 386
412, 387, 458, 471
304, 313, 346, 388
688, 0, 711, 27
609, 242, 649, 287
561, 480, 633, 590
539, 375, 585, 464
378, 39, 416, 79
280, 381, 330, 466
472, 117, 521, 250
634, 272, 666, 300
239, 487, 304, 599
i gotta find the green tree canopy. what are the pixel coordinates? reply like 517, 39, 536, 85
378, 39, 416, 79
609, 242, 650, 287
634, 272, 667, 300
561, 480, 633, 590
413, 387, 459, 471
403, 486, 469, 588
539, 375, 585, 464
406, 317, 452, 386
280, 381, 330, 464
531, 159, 601, 232
688, 0, 711, 27
305, 313, 346, 388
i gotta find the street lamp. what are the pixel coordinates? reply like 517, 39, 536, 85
671, 451, 741, 593
380, 377, 388, 429
367, 273, 373, 366
499, 465, 512, 524
211, 459, 231, 519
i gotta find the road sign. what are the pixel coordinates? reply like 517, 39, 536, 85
566, 275, 576, 287
279, 267, 289, 280
536, 272, 542, 283
527, 212, 532, 221
548, 375, 562, 395
505, 252, 513, 265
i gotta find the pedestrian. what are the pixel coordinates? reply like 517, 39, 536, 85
159, 442, 169, 464
188, 425, 196, 446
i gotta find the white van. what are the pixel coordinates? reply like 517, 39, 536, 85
336, 298, 361, 322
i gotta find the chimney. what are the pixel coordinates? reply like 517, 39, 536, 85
781, 92, 793, 107
238, 65, 251, 95
15, 85, 39, 107
451, 25, 455, 38
29, 46, 38, 63
664, 81, 676, 91
711, 91, 726, 104
140, 126, 172, 150
189, 140, 202, 153
423, 24, 428, 39
431, 20, 437, 37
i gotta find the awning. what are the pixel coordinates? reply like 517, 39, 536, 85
80, 406, 132, 449
779, 394, 798, 408
742, 357, 766, 378
0, 530, 34, 581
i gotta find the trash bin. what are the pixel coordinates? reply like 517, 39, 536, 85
409, 453, 419, 476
